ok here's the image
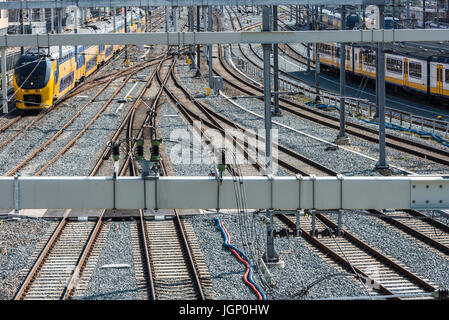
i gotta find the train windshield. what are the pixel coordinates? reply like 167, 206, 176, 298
15, 55, 51, 89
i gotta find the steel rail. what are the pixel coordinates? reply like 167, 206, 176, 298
156, 62, 207, 300
13, 215, 68, 300
62, 209, 106, 300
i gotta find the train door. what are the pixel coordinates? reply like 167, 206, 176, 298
437, 64, 444, 95
403, 58, 408, 86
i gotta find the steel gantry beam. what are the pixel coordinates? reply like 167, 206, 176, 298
2, 29, 449, 48
0, 1, 387, 10
0, 176, 449, 210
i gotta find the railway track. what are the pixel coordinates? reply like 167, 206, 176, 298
276, 213, 437, 299
370, 209, 449, 258
220, 8, 449, 168
14, 211, 105, 300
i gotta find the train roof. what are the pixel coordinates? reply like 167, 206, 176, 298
22, 8, 144, 60
352, 42, 449, 62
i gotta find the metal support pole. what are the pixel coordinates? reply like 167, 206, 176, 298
295, 5, 299, 25
125, 6, 128, 61
335, 6, 350, 145
50, 8, 55, 32
406, 0, 410, 27
20, 8, 24, 54
189, 7, 196, 69
295, 210, 301, 236
437, 1, 441, 28
113, 7, 116, 32
264, 210, 279, 263
306, 6, 311, 73
262, 5, 272, 175
314, 6, 320, 103
337, 210, 343, 236
195, 6, 201, 76
423, 0, 426, 28
208, 5, 213, 88
1, 47, 7, 114
74, 7, 78, 75
272, 5, 281, 116
174, 6, 178, 55
375, 5, 389, 171
311, 210, 316, 236
165, 5, 169, 32
58, 8, 62, 61
203, 6, 207, 59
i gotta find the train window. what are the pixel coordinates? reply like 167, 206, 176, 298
386, 57, 403, 74
363, 52, 376, 67
445, 69, 449, 83
409, 62, 422, 79
319, 44, 332, 55
59, 72, 74, 92
85, 55, 97, 72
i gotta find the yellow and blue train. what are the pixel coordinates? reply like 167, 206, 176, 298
314, 41, 449, 99
13, 8, 146, 109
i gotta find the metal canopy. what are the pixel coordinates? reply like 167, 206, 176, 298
0, 1, 387, 10
0, 175, 448, 210
0, 29, 447, 47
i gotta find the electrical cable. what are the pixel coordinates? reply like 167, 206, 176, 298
215, 217, 267, 300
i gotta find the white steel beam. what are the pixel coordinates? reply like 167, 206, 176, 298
0, 175, 448, 210
0, 29, 448, 48
0, 1, 386, 10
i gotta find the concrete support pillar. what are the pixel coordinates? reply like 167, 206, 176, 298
1, 47, 7, 114
335, 5, 350, 145
375, 5, 389, 171
272, 5, 281, 116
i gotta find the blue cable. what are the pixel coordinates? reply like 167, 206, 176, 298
306, 101, 449, 147
214, 217, 267, 300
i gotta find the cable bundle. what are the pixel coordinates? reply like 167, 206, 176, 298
306, 101, 449, 147
215, 217, 267, 300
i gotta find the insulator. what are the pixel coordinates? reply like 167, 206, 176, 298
112, 143, 120, 161
439, 289, 449, 300
150, 145, 161, 162
221, 149, 226, 165
136, 145, 144, 158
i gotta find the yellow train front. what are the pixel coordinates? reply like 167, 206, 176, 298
13, 53, 57, 109
13, 8, 147, 110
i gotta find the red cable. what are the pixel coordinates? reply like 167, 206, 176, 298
219, 220, 263, 300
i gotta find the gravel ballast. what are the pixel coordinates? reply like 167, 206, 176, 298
186, 212, 367, 300
76, 221, 142, 300
0, 218, 54, 300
